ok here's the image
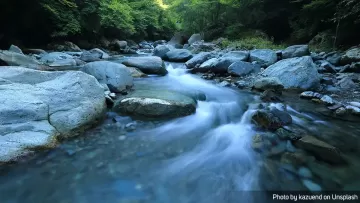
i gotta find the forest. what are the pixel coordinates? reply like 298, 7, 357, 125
0, 0, 359, 49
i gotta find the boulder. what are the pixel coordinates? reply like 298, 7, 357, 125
9, 45, 24, 54
262, 56, 320, 89
340, 62, 360, 73
166, 49, 193, 62
317, 60, 337, 73
250, 49, 277, 67
188, 41, 218, 53
336, 77, 357, 89
121, 56, 167, 75
188, 33, 202, 45
294, 135, 345, 164
251, 110, 289, 131
228, 61, 261, 76
39, 52, 77, 67
207, 56, 245, 73
325, 52, 342, 66
0, 67, 106, 162
90, 48, 110, 59
153, 45, 171, 59
80, 51, 102, 62
195, 58, 219, 73
252, 77, 284, 92
113, 89, 196, 119
153, 40, 167, 48
185, 52, 212, 69
340, 47, 360, 65
222, 51, 249, 61
0, 50, 40, 68
81, 61, 133, 93
282, 45, 310, 59
23, 49, 47, 55
111, 40, 128, 50
47, 41, 81, 52
168, 32, 187, 45
126, 67, 147, 78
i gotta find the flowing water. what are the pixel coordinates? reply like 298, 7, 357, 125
0, 62, 360, 203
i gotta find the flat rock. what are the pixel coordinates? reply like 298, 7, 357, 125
121, 56, 167, 75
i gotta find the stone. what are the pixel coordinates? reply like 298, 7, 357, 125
166, 49, 193, 62
111, 40, 128, 50
113, 90, 196, 120
222, 51, 249, 61
9, 45, 24, 54
249, 49, 277, 67
188, 41, 218, 53
260, 90, 282, 102
262, 56, 320, 90
153, 45, 171, 59
294, 135, 345, 164
319, 60, 337, 73
282, 45, 310, 59
335, 107, 347, 116
280, 152, 308, 166
153, 40, 167, 48
126, 67, 146, 78
227, 61, 261, 76
340, 62, 360, 73
252, 77, 284, 92
336, 77, 357, 89
325, 52, 342, 66
90, 48, 110, 59
346, 105, 360, 116
252, 134, 265, 152
321, 77, 334, 85
81, 61, 133, 93
0, 67, 106, 162
298, 167, 313, 179
218, 81, 231, 87
195, 58, 218, 73
340, 47, 360, 64
300, 91, 323, 99
251, 110, 285, 131
275, 128, 302, 141
47, 41, 81, 51
185, 52, 212, 69
39, 52, 76, 67
320, 95, 334, 105
0, 50, 40, 68
270, 108, 292, 125
121, 56, 167, 75
80, 50, 102, 62
188, 33, 202, 45
23, 49, 47, 55
348, 101, 360, 108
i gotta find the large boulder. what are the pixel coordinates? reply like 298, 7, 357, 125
0, 50, 40, 68
153, 45, 171, 59
282, 45, 310, 59
188, 41, 218, 53
79, 48, 109, 62
39, 52, 76, 67
121, 56, 167, 75
195, 58, 218, 73
113, 89, 196, 119
251, 110, 291, 131
228, 61, 261, 76
110, 40, 128, 50
0, 67, 106, 162
222, 51, 249, 61
81, 61, 133, 93
211, 56, 245, 73
340, 47, 360, 65
188, 33, 202, 45
185, 52, 212, 69
250, 49, 277, 67
166, 49, 193, 62
262, 56, 320, 89
168, 32, 187, 45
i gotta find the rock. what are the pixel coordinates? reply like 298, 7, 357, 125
23, 49, 47, 55
321, 77, 334, 85
262, 56, 320, 90
235, 80, 247, 89
111, 40, 128, 50
252, 134, 265, 152
280, 152, 308, 166
9, 45, 23, 54
90, 48, 110, 59
228, 61, 261, 76
153, 45, 171, 59
252, 77, 284, 92
39, 52, 76, 67
348, 101, 360, 108
0, 67, 106, 162
320, 95, 334, 105
300, 91, 323, 99
275, 128, 302, 141
188, 41, 218, 53
218, 81, 231, 87
223, 51, 249, 61
335, 107, 347, 116
211, 56, 245, 73
260, 90, 282, 102
168, 32, 187, 45
48, 41, 81, 52
113, 90, 196, 119
298, 167, 313, 179
81, 61, 133, 93
139, 41, 153, 49
195, 58, 218, 73
302, 180, 322, 192
153, 40, 167, 47
318, 60, 337, 73
325, 52, 342, 66
270, 108, 292, 125
251, 110, 285, 131
282, 45, 310, 59
80, 50, 102, 62
188, 33, 202, 45
346, 105, 360, 116
340, 62, 360, 73
185, 52, 212, 69
166, 49, 193, 62
121, 56, 167, 75
336, 77, 357, 89
126, 67, 146, 78
340, 47, 360, 64
294, 135, 344, 164
0, 50, 40, 68
249, 49, 277, 67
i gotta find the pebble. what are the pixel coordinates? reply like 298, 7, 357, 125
302, 179, 322, 192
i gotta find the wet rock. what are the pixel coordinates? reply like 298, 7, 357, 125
294, 135, 345, 164
80, 50, 102, 62
188, 41, 218, 53
250, 49, 277, 67
348, 101, 360, 108
153, 45, 171, 59
252, 134, 265, 152
340, 62, 360, 73
48, 41, 81, 52
9, 45, 23, 54
282, 45, 310, 59
81, 61, 133, 93
321, 77, 334, 85
260, 90, 282, 102
320, 95, 334, 105
188, 33, 202, 45
252, 77, 284, 92
235, 80, 247, 89
126, 67, 146, 78
0, 50, 41, 68
211, 57, 244, 73
251, 110, 287, 131
196, 58, 218, 73
335, 107, 347, 116
90, 48, 109, 59
280, 152, 308, 166
0, 67, 106, 162
223, 51, 249, 61
300, 91, 323, 99
275, 128, 302, 141
218, 81, 231, 87
185, 52, 212, 69
318, 60, 337, 73
227, 61, 261, 76
270, 109, 292, 125
165, 49, 193, 62
122, 56, 167, 75
262, 56, 320, 90
113, 89, 196, 120
340, 47, 360, 64
153, 40, 167, 48
345, 105, 360, 116
111, 40, 128, 50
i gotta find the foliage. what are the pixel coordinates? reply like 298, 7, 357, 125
219, 37, 286, 50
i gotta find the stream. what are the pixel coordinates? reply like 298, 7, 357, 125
0, 62, 360, 203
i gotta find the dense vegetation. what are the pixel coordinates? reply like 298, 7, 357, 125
0, 0, 359, 49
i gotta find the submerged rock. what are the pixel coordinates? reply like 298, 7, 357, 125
122, 56, 167, 75
81, 61, 133, 93
0, 67, 106, 162
262, 56, 320, 90
113, 90, 196, 120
